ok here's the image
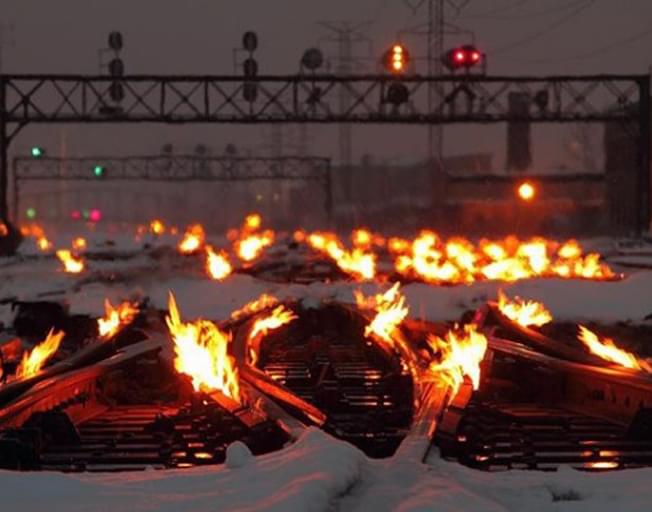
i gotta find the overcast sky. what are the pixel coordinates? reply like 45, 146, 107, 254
3, 0, 652, 167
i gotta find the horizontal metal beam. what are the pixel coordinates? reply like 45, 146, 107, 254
2, 74, 645, 125
13, 155, 331, 182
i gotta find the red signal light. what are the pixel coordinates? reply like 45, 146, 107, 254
443, 45, 483, 71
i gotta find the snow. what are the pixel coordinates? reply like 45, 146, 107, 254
57, 269, 652, 326
0, 428, 365, 512
1, 428, 652, 511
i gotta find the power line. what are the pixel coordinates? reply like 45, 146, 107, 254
515, 24, 652, 63
459, 0, 530, 19
462, 0, 591, 21
491, 0, 596, 55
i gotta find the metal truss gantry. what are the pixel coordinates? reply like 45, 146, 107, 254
0, 73, 649, 231
12, 155, 332, 221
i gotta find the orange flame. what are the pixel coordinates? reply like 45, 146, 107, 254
72, 237, 87, 251
15, 329, 65, 380
308, 231, 376, 281
56, 249, 85, 273
206, 246, 233, 281
150, 219, 166, 235
166, 292, 240, 401
230, 294, 280, 321
393, 232, 615, 284
427, 324, 488, 396
178, 224, 205, 254
97, 299, 139, 340
21, 223, 52, 252
577, 326, 651, 372
355, 283, 408, 345
249, 305, 297, 340
232, 214, 275, 262
247, 305, 297, 365
496, 290, 552, 328
236, 230, 275, 262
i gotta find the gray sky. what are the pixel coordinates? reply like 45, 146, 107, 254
3, 0, 652, 167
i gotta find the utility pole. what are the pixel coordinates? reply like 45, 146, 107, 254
318, 21, 372, 168
427, 0, 444, 166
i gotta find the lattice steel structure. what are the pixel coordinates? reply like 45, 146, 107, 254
12, 155, 332, 221
0, 73, 649, 231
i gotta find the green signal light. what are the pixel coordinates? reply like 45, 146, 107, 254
30, 147, 44, 158
26, 207, 37, 219
93, 165, 105, 177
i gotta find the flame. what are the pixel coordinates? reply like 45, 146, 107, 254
21, 223, 52, 252
206, 246, 233, 281
236, 230, 275, 262
231, 214, 275, 262
355, 283, 408, 345
393, 232, 615, 284
166, 292, 240, 401
97, 299, 139, 339
56, 249, 85, 273
15, 329, 65, 380
72, 237, 87, 251
496, 290, 552, 328
577, 326, 651, 372
427, 324, 488, 396
249, 305, 297, 340
150, 219, 165, 235
178, 224, 205, 254
247, 305, 297, 365
308, 231, 376, 280
244, 213, 262, 231
231, 294, 280, 321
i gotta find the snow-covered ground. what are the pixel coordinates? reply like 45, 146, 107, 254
1, 427, 651, 512
2, 234, 652, 511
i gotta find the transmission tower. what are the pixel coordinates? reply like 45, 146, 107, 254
401, 1, 473, 165
318, 21, 373, 168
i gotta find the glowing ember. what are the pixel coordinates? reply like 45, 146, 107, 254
15, 329, 65, 380
0, 222, 8, 236
393, 232, 615, 284
231, 294, 280, 321
577, 326, 651, 372
97, 299, 139, 340
427, 324, 488, 397
178, 224, 205, 254
308, 231, 376, 280
72, 237, 87, 251
56, 249, 85, 273
249, 305, 297, 341
355, 283, 408, 345
206, 246, 233, 281
150, 219, 165, 235
166, 292, 240, 401
496, 289, 552, 328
